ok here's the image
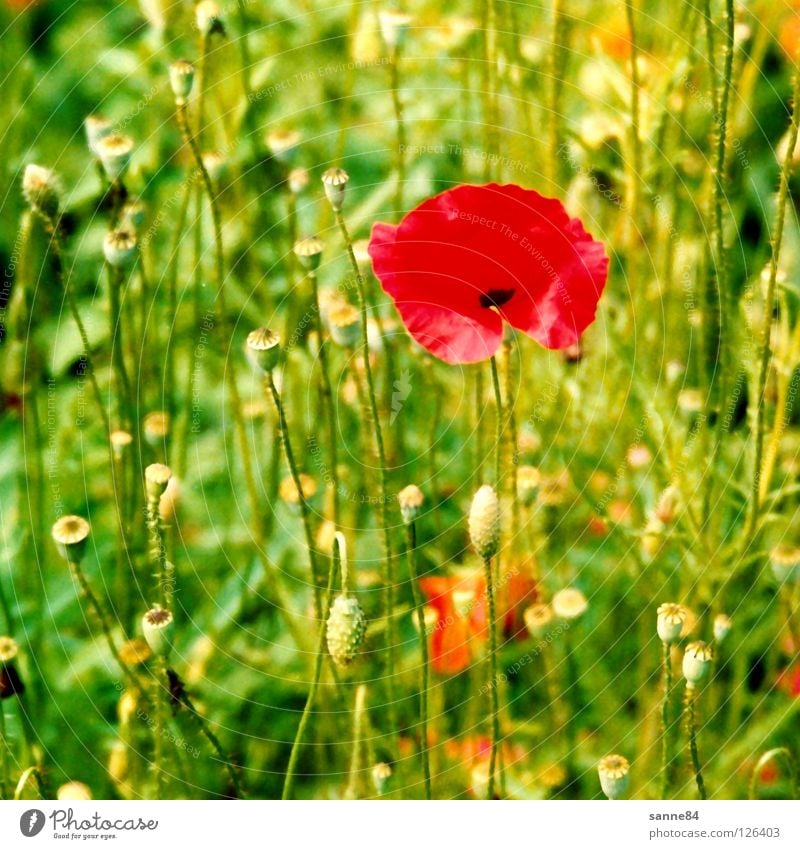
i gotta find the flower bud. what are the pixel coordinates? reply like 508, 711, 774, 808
326, 594, 367, 667
145, 463, 172, 503
327, 301, 360, 347
372, 761, 392, 795
246, 327, 281, 373
713, 613, 732, 645
682, 640, 713, 686
103, 228, 138, 267
552, 587, 588, 620
656, 602, 686, 643
397, 484, 424, 525
598, 754, 630, 800
110, 430, 133, 457
293, 236, 323, 272
770, 544, 800, 583
169, 59, 195, 105
22, 164, 61, 217
321, 167, 350, 212
378, 9, 412, 50
52, 515, 91, 564
141, 606, 174, 657
195, 0, 222, 35
524, 603, 554, 638
468, 484, 499, 561
84, 115, 113, 157
95, 133, 134, 181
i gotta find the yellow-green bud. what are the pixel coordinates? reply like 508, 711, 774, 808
397, 484, 424, 525
145, 463, 172, 503
22, 164, 61, 218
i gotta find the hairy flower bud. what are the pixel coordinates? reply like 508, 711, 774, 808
326, 594, 366, 667
22, 164, 61, 218
468, 485, 499, 561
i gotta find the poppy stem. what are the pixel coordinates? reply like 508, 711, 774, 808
660, 640, 673, 798
489, 355, 503, 491
334, 209, 397, 742
624, 0, 642, 242
684, 684, 707, 799
482, 552, 500, 799
266, 372, 323, 617
746, 48, 800, 543
389, 45, 406, 214
282, 536, 339, 800
406, 521, 432, 799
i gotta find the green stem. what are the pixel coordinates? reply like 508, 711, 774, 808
282, 539, 338, 799
745, 54, 800, 542
625, 0, 642, 239
483, 553, 500, 799
267, 372, 322, 615
407, 521, 431, 799
684, 685, 707, 799
389, 46, 406, 213
334, 209, 396, 736
0, 700, 9, 800
546, 0, 567, 185
660, 641, 673, 798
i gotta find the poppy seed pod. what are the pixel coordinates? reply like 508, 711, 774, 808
372, 761, 392, 795
103, 228, 138, 267
597, 754, 630, 800
327, 302, 361, 348
84, 115, 113, 157
378, 9, 412, 50
397, 484, 424, 525
246, 327, 281, 373
52, 515, 91, 564
321, 168, 350, 212
141, 606, 174, 657
95, 133, 134, 181
682, 640, 713, 686
22, 164, 61, 218
656, 602, 686, 643
326, 594, 366, 667
469, 485, 500, 561
145, 463, 172, 503
195, 0, 222, 35
293, 236, 324, 272
169, 59, 195, 105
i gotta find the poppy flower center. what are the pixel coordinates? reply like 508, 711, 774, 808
479, 288, 515, 309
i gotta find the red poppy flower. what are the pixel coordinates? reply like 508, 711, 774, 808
419, 569, 537, 675
368, 183, 608, 364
